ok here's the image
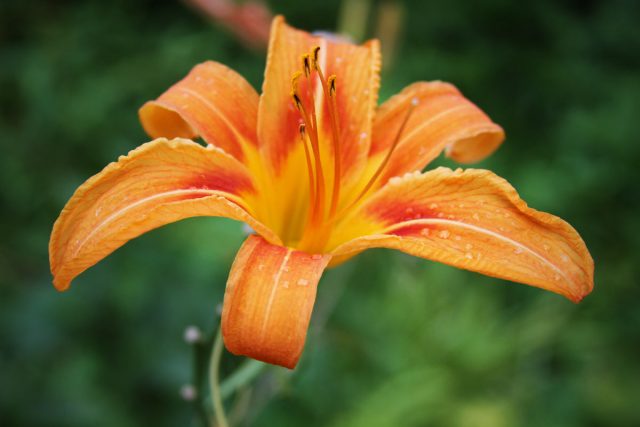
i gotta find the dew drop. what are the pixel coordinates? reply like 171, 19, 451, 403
437, 212, 444, 218
297, 278, 309, 286
420, 228, 430, 237
554, 274, 561, 281
389, 177, 401, 185
472, 213, 480, 221
405, 207, 414, 214
429, 203, 438, 209
561, 254, 569, 262
454, 235, 461, 241
311, 254, 323, 260
438, 230, 450, 239
282, 280, 289, 288
514, 247, 523, 254
465, 252, 473, 260
543, 244, 550, 251
258, 264, 265, 271
411, 97, 419, 106
465, 243, 473, 250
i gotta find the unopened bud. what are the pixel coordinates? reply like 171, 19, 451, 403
180, 384, 197, 401
183, 325, 202, 344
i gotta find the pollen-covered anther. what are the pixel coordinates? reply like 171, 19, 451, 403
302, 54, 312, 77
290, 71, 304, 111
311, 46, 321, 69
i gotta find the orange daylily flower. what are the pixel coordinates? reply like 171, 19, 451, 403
49, 16, 594, 369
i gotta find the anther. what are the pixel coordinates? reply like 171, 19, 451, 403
298, 123, 306, 137
312, 46, 321, 69
302, 54, 312, 77
291, 70, 303, 92
291, 92, 303, 111
328, 75, 337, 97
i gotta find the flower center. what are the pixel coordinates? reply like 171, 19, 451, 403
287, 46, 415, 253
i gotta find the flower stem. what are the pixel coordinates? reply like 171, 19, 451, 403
210, 326, 230, 427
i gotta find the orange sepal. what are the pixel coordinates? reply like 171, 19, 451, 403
139, 61, 259, 162
50, 138, 279, 291
332, 168, 593, 302
222, 235, 330, 369
367, 82, 504, 187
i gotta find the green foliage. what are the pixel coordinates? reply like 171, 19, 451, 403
1, 0, 638, 426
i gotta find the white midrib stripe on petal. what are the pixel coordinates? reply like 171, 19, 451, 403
260, 248, 293, 341
71, 189, 226, 259
382, 218, 573, 287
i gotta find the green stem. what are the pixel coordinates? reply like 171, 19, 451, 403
210, 326, 230, 427
220, 359, 266, 400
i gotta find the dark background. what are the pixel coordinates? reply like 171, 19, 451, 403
1, 0, 639, 426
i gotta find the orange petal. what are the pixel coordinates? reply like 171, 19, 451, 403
222, 234, 330, 369
367, 82, 504, 187
139, 61, 259, 163
50, 138, 279, 291
258, 16, 380, 184
331, 168, 593, 302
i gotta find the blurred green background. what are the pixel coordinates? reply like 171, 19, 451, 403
1, 0, 638, 426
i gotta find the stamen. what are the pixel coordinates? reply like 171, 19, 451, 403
311, 45, 343, 218
326, 75, 342, 217
291, 69, 325, 223
345, 99, 418, 212
299, 123, 316, 212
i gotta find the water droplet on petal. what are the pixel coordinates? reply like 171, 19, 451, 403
438, 230, 450, 239
282, 280, 289, 288
297, 278, 309, 286
514, 247, 523, 254
420, 228, 430, 237
311, 254, 323, 260
465, 243, 473, 250
465, 252, 473, 260
472, 213, 480, 221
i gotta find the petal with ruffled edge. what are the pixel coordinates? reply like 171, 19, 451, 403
139, 61, 259, 163
50, 138, 280, 291
365, 82, 504, 189
331, 168, 593, 302
222, 234, 330, 369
